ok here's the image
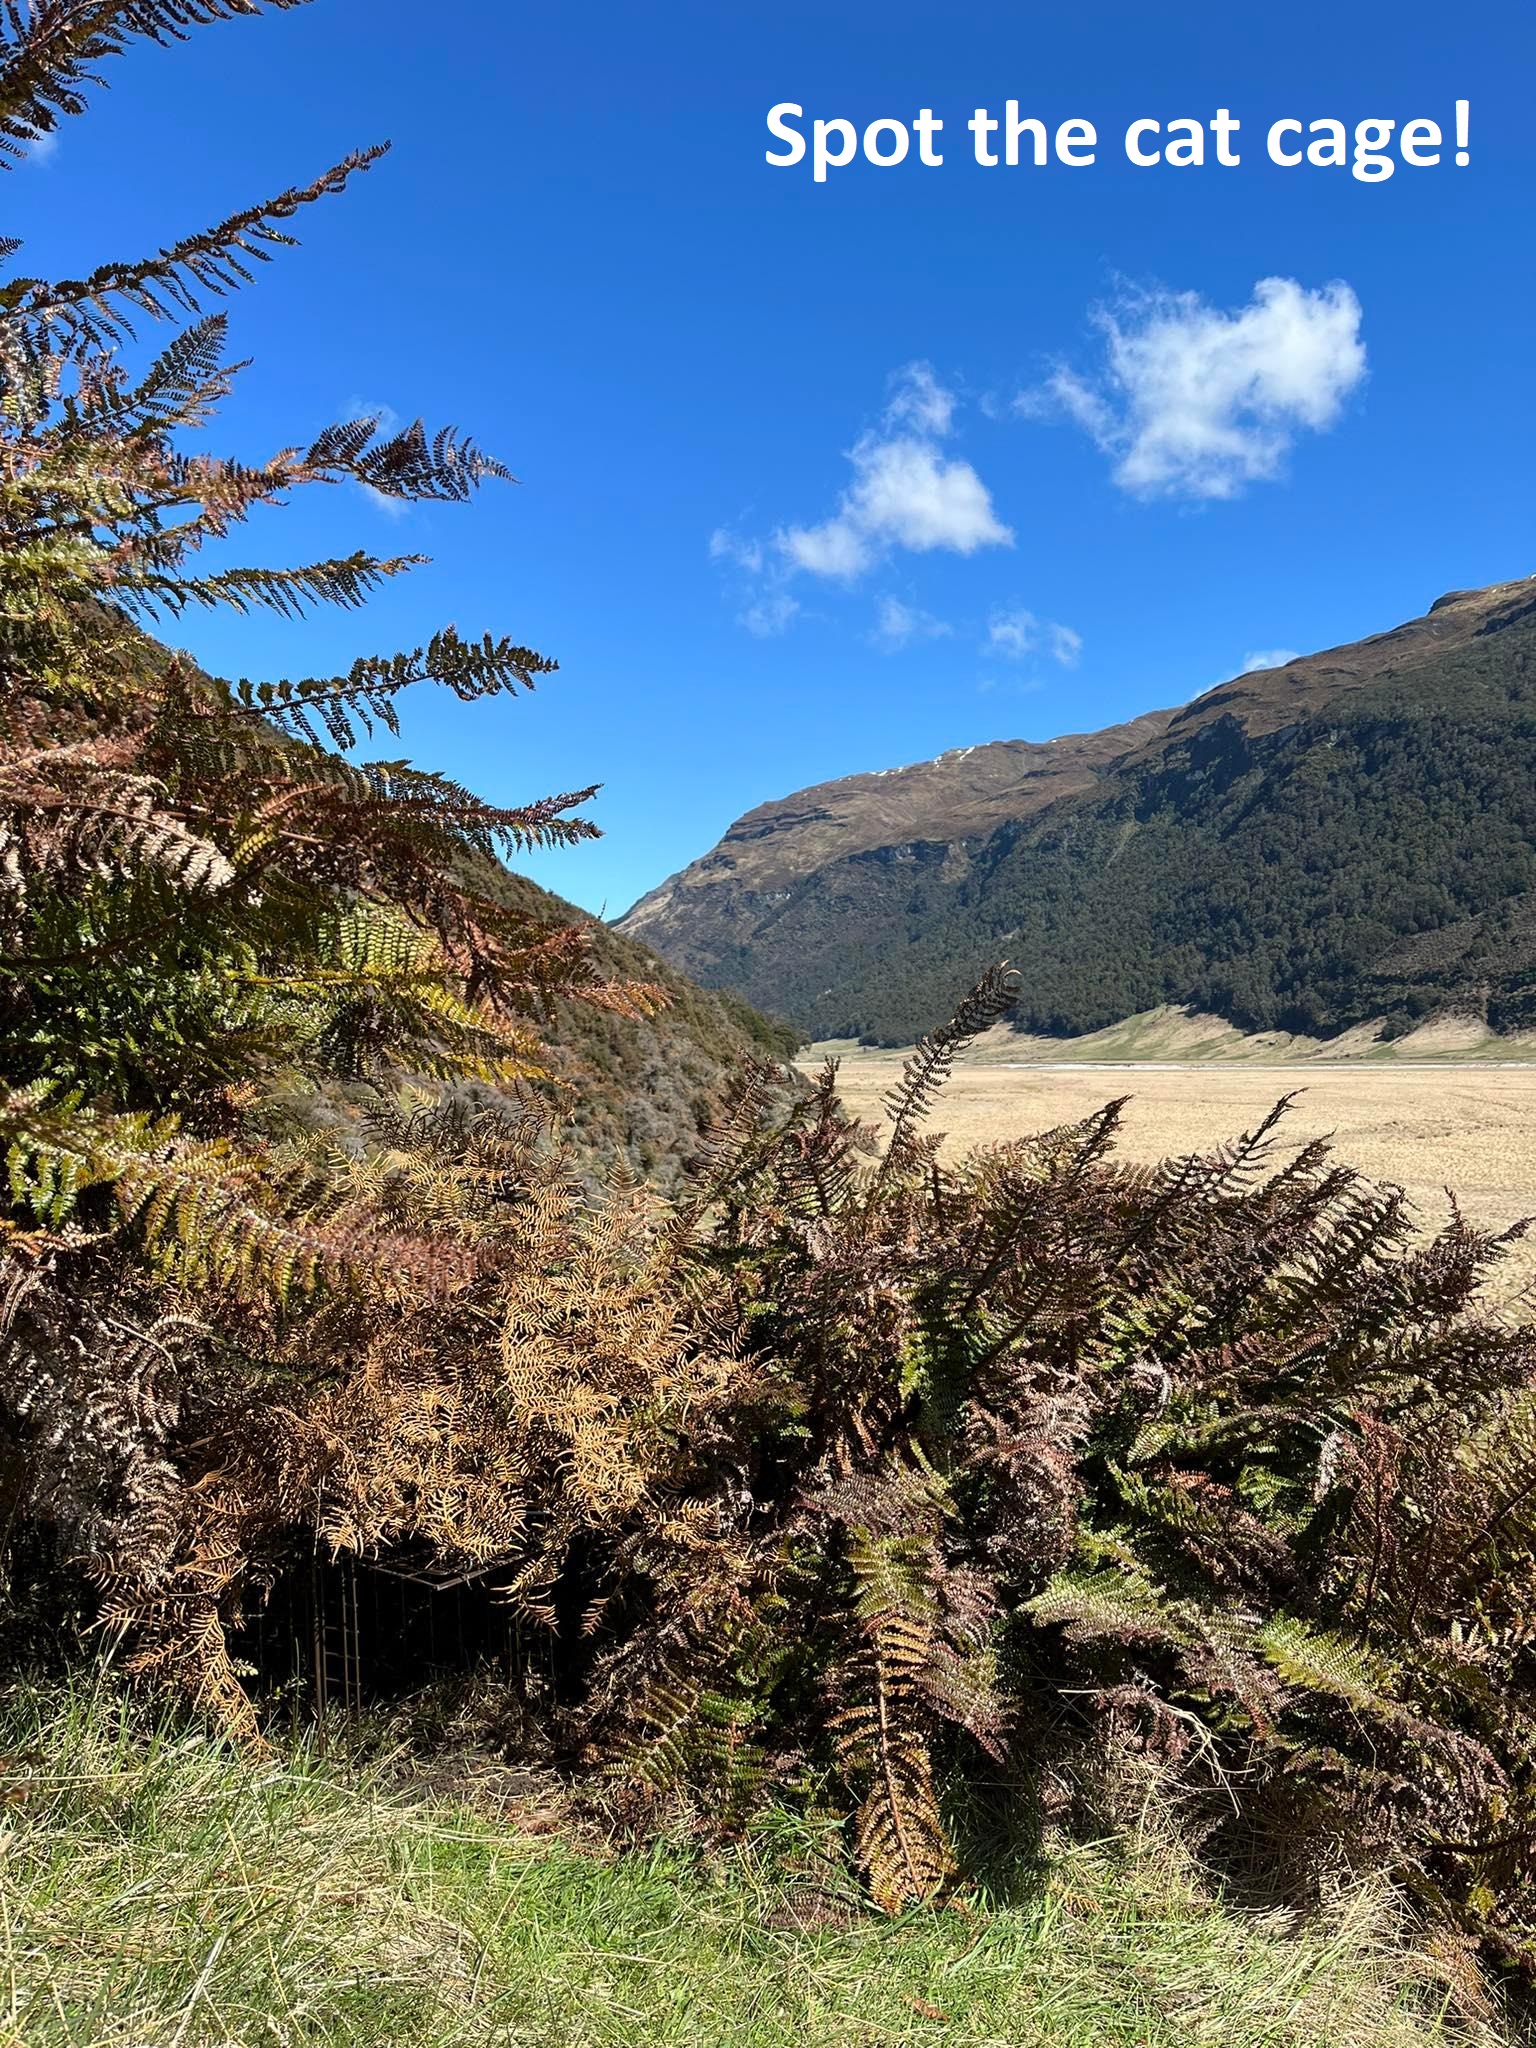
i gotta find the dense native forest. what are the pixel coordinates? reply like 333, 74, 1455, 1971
12, 2, 1536, 2013
683, 617, 1536, 1047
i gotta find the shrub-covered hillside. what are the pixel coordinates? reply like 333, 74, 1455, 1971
484, 866, 799, 1182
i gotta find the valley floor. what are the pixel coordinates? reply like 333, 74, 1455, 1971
805, 1045, 1536, 1270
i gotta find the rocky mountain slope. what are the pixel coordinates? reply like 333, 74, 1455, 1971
618, 576, 1536, 1045
619, 711, 1173, 982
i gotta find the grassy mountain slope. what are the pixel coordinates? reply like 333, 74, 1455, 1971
618, 578, 1536, 1045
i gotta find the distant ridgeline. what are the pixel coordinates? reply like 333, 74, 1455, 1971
618, 577, 1536, 1045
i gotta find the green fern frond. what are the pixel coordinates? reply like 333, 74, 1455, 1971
0, 1084, 439, 1300
828, 1498, 961, 1910
850, 1743, 952, 1913
1025, 1564, 1196, 1650
1255, 1615, 1401, 1715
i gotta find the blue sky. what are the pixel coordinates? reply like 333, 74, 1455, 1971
20, 0, 1536, 915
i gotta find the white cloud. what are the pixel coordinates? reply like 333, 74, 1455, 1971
1048, 622, 1084, 667
1219, 646, 1302, 682
987, 606, 1040, 659
343, 396, 400, 434
712, 364, 1008, 633
709, 527, 764, 574
360, 485, 411, 521
778, 433, 1011, 581
986, 606, 1082, 666
739, 593, 800, 638
849, 438, 1009, 555
870, 596, 952, 651
883, 361, 956, 437
1029, 277, 1366, 500
769, 363, 1010, 584
779, 515, 874, 580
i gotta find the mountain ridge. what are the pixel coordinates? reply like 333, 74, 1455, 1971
618, 575, 1536, 1045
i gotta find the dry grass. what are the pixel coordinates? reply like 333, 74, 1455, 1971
805, 1053, 1536, 1283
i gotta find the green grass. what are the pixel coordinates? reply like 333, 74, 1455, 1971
0, 1681, 1513, 2048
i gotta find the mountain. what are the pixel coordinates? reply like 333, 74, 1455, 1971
487, 869, 799, 1179
617, 576, 1536, 1046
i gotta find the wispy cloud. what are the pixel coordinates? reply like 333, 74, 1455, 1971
1218, 646, 1302, 683
342, 396, 400, 436
19, 127, 58, 166
1048, 622, 1083, 667
881, 360, 956, 437
986, 607, 1039, 659
1024, 278, 1366, 500
985, 606, 1082, 667
739, 593, 800, 638
870, 596, 953, 651
709, 527, 764, 574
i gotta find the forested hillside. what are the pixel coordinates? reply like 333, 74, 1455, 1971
621, 579, 1536, 1044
